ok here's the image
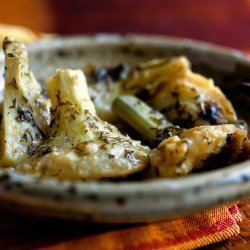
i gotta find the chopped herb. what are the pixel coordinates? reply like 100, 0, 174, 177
12, 78, 18, 89
125, 149, 134, 159
7, 53, 15, 57
9, 98, 17, 108
15, 105, 34, 123
22, 129, 33, 142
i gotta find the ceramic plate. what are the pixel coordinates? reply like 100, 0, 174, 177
0, 34, 249, 223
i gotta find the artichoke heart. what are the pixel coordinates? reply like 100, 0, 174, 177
124, 57, 238, 127
150, 124, 250, 178
91, 57, 238, 127
0, 37, 50, 166
16, 69, 149, 180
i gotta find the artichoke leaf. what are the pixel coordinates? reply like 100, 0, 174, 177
17, 69, 149, 180
0, 37, 50, 166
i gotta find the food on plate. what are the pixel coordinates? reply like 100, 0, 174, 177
0, 37, 50, 166
113, 95, 249, 178
112, 95, 180, 146
14, 68, 150, 180
0, 37, 249, 180
149, 124, 250, 177
88, 57, 238, 127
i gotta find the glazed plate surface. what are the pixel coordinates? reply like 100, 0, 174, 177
0, 34, 249, 223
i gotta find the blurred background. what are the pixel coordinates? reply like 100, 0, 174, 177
0, 0, 250, 50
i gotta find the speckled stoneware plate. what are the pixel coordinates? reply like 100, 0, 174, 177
0, 34, 249, 223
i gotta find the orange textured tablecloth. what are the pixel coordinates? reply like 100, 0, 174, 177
38, 204, 241, 250
0, 203, 242, 250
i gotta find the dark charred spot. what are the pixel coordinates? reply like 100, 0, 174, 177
107, 63, 130, 81
199, 102, 225, 124
91, 63, 130, 82
226, 133, 234, 144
